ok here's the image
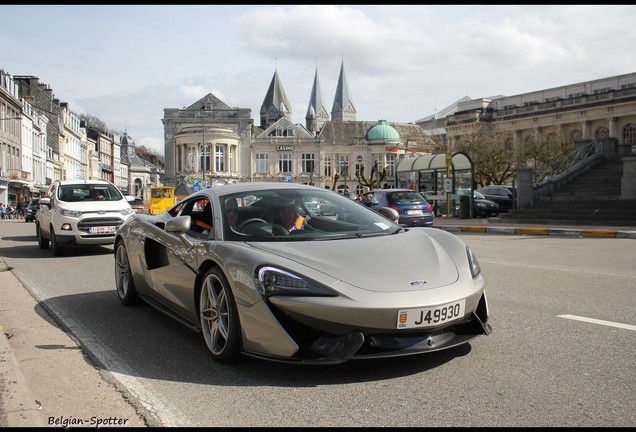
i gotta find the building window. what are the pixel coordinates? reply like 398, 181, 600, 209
199, 144, 210, 172
324, 158, 333, 177
215, 145, 225, 172
623, 123, 636, 145
386, 154, 396, 177
595, 126, 609, 139
286, 127, 294, 137
275, 127, 283, 137
336, 155, 349, 180
278, 153, 292, 173
255, 153, 268, 173
546, 132, 558, 149
301, 153, 315, 174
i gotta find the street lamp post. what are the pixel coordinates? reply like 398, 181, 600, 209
201, 111, 206, 188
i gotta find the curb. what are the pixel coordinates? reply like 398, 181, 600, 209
433, 225, 636, 239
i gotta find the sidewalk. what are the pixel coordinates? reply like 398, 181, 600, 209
0, 259, 44, 427
0, 257, 150, 427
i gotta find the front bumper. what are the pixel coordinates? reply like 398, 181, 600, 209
244, 291, 491, 365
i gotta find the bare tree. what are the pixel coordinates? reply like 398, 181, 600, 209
79, 114, 109, 133
455, 121, 516, 187
136, 145, 165, 167
355, 162, 387, 190
522, 134, 575, 185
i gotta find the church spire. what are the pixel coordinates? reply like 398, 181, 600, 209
306, 67, 330, 133
331, 59, 356, 122
260, 69, 292, 128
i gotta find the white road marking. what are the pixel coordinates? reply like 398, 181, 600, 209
557, 314, 636, 331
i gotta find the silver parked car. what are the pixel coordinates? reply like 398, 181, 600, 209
114, 182, 491, 365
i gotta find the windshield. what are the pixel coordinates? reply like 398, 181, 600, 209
221, 188, 401, 241
58, 184, 123, 202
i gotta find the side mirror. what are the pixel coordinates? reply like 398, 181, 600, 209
377, 207, 400, 224
166, 215, 194, 248
39, 197, 51, 207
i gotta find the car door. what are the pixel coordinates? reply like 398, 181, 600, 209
37, 184, 56, 237
495, 187, 514, 211
146, 197, 213, 325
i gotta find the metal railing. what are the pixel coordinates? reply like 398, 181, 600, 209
533, 140, 602, 199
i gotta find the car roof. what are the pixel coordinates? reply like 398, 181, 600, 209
56, 179, 112, 186
366, 189, 413, 194
199, 182, 329, 198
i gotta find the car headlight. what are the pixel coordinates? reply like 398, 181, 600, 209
467, 246, 481, 278
256, 267, 338, 298
120, 207, 133, 216
476, 202, 486, 208
61, 209, 83, 218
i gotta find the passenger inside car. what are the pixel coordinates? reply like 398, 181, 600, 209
184, 199, 213, 236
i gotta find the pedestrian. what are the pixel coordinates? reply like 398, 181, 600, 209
16, 200, 24, 219
0, 203, 5, 220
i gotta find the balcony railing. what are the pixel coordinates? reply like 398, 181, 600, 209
4, 169, 30, 180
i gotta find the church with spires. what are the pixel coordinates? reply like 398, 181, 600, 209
161, 60, 435, 195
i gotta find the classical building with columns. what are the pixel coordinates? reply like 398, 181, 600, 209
417, 72, 636, 160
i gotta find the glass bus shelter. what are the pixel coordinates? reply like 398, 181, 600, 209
395, 152, 475, 218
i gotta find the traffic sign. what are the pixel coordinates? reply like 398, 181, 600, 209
286, 175, 292, 183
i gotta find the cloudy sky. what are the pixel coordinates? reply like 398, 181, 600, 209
2, 5, 635, 154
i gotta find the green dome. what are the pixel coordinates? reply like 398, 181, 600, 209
366, 119, 400, 141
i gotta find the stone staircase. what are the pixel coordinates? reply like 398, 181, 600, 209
497, 155, 636, 227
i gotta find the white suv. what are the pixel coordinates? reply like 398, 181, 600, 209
36, 180, 135, 256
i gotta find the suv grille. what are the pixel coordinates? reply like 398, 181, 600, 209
77, 217, 125, 233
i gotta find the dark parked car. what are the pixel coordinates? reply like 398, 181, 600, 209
361, 189, 434, 227
25, 198, 40, 222
423, 189, 499, 218
473, 190, 500, 217
477, 185, 515, 212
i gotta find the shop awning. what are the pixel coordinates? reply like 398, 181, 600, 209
396, 152, 472, 173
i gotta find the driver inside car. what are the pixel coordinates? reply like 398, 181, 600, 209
273, 200, 305, 232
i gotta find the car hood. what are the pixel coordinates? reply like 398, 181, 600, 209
249, 230, 459, 292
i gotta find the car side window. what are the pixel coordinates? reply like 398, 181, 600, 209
367, 193, 380, 205
181, 198, 213, 238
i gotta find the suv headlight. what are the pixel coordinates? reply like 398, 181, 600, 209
61, 209, 83, 218
120, 207, 133, 216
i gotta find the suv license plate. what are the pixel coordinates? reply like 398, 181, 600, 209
397, 299, 466, 329
89, 226, 116, 234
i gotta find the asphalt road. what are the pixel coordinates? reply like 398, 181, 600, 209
1, 219, 635, 427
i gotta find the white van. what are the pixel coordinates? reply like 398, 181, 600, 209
36, 180, 135, 256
